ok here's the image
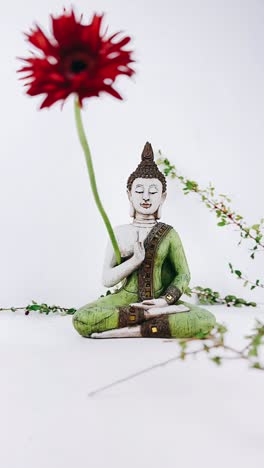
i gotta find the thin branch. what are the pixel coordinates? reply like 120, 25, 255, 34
87, 321, 264, 397
157, 154, 264, 255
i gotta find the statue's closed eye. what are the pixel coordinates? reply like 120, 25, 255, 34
135, 190, 158, 194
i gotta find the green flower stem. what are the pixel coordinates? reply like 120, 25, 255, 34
74, 97, 121, 265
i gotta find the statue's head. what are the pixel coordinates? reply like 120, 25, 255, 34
127, 142, 167, 219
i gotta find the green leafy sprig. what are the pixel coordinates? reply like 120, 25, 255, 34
228, 263, 264, 290
0, 301, 76, 316
186, 286, 257, 307
157, 152, 264, 296
178, 321, 264, 368
157, 154, 264, 258
177, 320, 264, 369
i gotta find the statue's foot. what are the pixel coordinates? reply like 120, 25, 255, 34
91, 326, 141, 339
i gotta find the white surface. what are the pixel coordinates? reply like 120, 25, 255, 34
1, 305, 264, 468
1, 0, 264, 308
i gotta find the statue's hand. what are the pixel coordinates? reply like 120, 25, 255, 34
142, 298, 168, 308
130, 298, 167, 310
130, 299, 189, 319
130, 298, 167, 319
131, 234, 145, 268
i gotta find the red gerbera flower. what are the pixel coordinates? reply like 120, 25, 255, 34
18, 9, 135, 109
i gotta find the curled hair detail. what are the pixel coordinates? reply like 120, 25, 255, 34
127, 142, 167, 193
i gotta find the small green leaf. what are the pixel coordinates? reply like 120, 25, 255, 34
67, 308, 77, 315
251, 362, 262, 369
236, 298, 247, 304
211, 356, 222, 366
27, 304, 41, 311
195, 331, 209, 339
249, 347, 258, 357
234, 270, 242, 278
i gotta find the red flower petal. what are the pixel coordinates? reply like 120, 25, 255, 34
25, 25, 57, 56
51, 9, 85, 50
102, 85, 123, 100
40, 89, 70, 109
86, 14, 104, 52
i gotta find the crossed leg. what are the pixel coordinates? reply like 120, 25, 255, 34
90, 302, 190, 338
73, 299, 216, 339
91, 314, 172, 338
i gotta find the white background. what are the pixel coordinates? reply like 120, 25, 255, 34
1, 0, 263, 308
1, 2, 264, 468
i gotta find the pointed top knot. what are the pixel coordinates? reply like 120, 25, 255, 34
126, 141, 167, 193
141, 142, 154, 161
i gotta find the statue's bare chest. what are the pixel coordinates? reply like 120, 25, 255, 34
116, 224, 154, 258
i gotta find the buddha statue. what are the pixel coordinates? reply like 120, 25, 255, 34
73, 142, 216, 339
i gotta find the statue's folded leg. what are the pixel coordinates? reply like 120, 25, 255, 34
73, 305, 119, 337
140, 303, 216, 338
88, 304, 216, 339
73, 303, 147, 337
72, 289, 139, 337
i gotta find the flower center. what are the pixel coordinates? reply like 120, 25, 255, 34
71, 59, 87, 74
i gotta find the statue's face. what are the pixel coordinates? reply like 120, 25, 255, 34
128, 177, 166, 216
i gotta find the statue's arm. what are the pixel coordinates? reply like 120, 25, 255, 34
163, 229, 191, 304
102, 238, 144, 288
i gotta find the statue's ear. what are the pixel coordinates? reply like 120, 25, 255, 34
156, 191, 167, 220
161, 191, 167, 205
127, 190, 135, 218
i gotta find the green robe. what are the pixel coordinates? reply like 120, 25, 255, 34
73, 226, 216, 338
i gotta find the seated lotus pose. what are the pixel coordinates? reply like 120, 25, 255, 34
73, 142, 216, 339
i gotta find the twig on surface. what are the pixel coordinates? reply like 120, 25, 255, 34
87, 321, 264, 397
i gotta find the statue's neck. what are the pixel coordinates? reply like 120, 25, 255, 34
132, 212, 157, 228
